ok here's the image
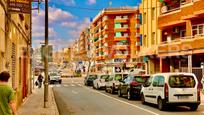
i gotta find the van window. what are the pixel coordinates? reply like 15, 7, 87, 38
153, 76, 165, 87
169, 75, 196, 88
144, 76, 152, 87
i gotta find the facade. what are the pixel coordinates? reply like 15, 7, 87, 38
91, 7, 140, 73
139, 0, 161, 74
0, 0, 32, 109
158, 0, 204, 84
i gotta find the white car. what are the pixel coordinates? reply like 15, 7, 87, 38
93, 74, 110, 90
140, 73, 200, 111
105, 73, 128, 94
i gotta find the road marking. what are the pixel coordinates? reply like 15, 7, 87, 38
71, 84, 75, 87
83, 86, 159, 115
72, 90, 78, 94
63, 84, 68, 87
56, 85, 61, 87
78, 84, 82, 86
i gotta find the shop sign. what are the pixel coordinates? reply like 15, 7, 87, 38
8, 0, 31, 14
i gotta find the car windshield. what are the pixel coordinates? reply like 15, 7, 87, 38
133, 76, 144, 83
89, 75, 97, 79
101, 75, 109, 79
169, 75, 196, 88
115, 74, 122, 81
50, 73, 59, 76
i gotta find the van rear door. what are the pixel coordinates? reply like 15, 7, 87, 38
168, 74, 198, 102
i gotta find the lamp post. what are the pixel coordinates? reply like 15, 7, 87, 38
44, 0, 49, 108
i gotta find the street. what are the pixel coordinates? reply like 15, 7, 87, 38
52, 78, 204, 115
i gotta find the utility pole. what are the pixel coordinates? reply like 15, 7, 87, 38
44, 0, 49, 108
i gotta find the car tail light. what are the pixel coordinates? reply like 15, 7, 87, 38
165, 83, 168, 98
130, 81, 138, 86
197, 84, 200, 101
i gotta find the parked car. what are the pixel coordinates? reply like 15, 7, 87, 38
140, 73, 200, 111
93, 74, 110, 90
49, 72, 62, 84
84, 74, 97, 86
105, 72, 128, 94
118, 74, 150, 100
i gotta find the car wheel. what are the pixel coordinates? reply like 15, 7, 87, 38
189, 104, 198, 111
118, 89, 122, 97
105, 87, 108, 92
141, 93, 146, 104
96, 84, 99, 90
158, 98, 165, 111
92, 85, 95, 89
59, 80, 62, 84
127, 90, 132, 100
110, 87, 114, 94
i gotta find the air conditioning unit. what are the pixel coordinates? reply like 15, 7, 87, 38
173, 27, 180, 34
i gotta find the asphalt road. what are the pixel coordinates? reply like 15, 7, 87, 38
52, 78, 204, 115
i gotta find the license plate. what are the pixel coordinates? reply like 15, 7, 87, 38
177, 96, 189, 99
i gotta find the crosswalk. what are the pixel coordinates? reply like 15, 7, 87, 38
50, 83, 84, 88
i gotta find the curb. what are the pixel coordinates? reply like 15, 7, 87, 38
50, 87, 60, 115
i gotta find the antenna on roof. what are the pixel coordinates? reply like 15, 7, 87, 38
109, 0, 112, 8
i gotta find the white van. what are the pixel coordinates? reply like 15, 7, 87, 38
140, 73, 200, 111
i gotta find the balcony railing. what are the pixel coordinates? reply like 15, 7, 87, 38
160, 0, 195, 14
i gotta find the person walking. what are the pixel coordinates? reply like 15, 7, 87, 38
37, 73, 43, 88
0, 71, 16, 115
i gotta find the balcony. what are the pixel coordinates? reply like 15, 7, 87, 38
114, 54, 129, 59
114, 28, 129, 32
114, 17, 129, 23
159, 0, 204, 28
158, 35, 204, 56
114, 45, 129, 50
114, 36, 129, 41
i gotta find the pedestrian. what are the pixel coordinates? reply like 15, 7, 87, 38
37, 73, 43, 88
0, 71, 16, 115
201, 76, 204, 93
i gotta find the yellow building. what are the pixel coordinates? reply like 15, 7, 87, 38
0, 0, 31, 109
158, 0, 204, 83
139, 0, 161, 74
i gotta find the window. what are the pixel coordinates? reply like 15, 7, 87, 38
192, 24, 204, 36
151, 32, 155, 45
153, 76, 164, 87
115, 32, 122, 37
115, 23, 121, 28
143, 12, 146, 24
169, 75, 196, 88
123, 15, 128, 19
180, 30, 186, 38
143, 76, 152, 87
152, 8, 155, 20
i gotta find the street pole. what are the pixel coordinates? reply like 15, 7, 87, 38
44, 0, 49, 108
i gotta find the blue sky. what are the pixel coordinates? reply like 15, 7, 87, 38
32, 0, 141, 50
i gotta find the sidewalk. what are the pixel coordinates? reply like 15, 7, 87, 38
17, 86, 59, 115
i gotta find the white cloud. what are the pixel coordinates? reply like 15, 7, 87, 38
32, 39, 72, 50
88, 0, 96, 5
49, 7, 74, 23
67, 17, 91, 39
32, 7, 74, 39
61, 22, 77, 28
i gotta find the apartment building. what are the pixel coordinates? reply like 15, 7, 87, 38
139, 0, 161, 74
158, 0, 204, 83
91, 7, 140, 73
